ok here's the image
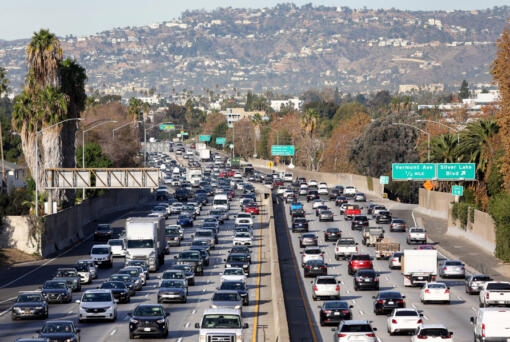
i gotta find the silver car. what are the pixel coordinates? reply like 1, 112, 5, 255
333, 320, 378, 342
440, 260, 465, 279
318, 210, 334, 222
211, 290, 243, 312
157, 279, 187, 303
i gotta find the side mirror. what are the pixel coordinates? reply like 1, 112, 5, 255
76, 328, 81, 333
243, 323, 249, 329
373, 327, 377, 331
470, 317, 474, 324
450, 332, 453, 336
371, 296, 375, 299
165, 312, 170, 317
36, 329, 41, 333
331, 328, 336, 332
402, 296, 406, 298
174, 256, 177, 259
127, 312, 132, 317
349, 305, 354, 308
75, 299, 81, 304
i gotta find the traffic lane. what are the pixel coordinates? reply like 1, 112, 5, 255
0, 205, 154, 313
303, 197, 476, 340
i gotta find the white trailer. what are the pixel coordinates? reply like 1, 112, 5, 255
199, 149, 210, 161
196, 142, 207, 150
402, 249, 437, 287
187, 167, 202, 187
125, 217, 166, 272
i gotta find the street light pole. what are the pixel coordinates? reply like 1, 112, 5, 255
393, 122, 431, 162
35, 118, 83, 217
112, 120, 142, 140
416, 119, 460, 144
81, 120, 117, 200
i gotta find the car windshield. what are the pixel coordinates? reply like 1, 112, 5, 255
44, 281, 66, 289
196, 231, 212, 237
395, 310, 419, 317
101, 282, 125, 289
317, 278, 336, 284
111, 275, 130, 282
161, 280, 185, 288
445, 261, 463, 266
379, 292, 402, 299
473, 276, 491, 281
356, 216, 368, 221
338, 239, 355, 245
119, 269, 138, 276
412, 228, 425, 233
75, 264, 88, 272
305, 249, 321, 255
17, 294, 43, 302
163, 271, 184, 279
213, 292, 240, 301
134, 306, 164, 317
97, 225, 110, 232
41, 322, 74, 333
179, 252, 199, 259
341, 324, 372, 333
487, 282, 510, 290
326, 229, 339, 233
91, 247, 109, 254
202, 314, 241, 329
419, 328, 450, 337
351, 255, 370, 260
236, 233, 250, 238
81, 292, 112, 302
428, 283, 447, 289
324, 301, 348, 309
224, 269, 244, 275
108, 240, 123, 246
307, 260, 324, 266
220, 282, 245, 290
56, 270, 77, 277
127, 240, 154, 248
228, 255, 247, 262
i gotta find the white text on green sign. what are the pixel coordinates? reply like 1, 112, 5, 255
452, 185, 464, 196
199, 135, 211, 142
437, 163, 476, 180
392, 163, 436, 180
271, 145, 295, 156
216, 137, 226, 145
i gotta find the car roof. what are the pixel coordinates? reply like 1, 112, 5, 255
203, 308, 241, 315
341, 320, 371, 325
419, 324, 448, 329
91, 244, 110, 248
83, 289, 112, 294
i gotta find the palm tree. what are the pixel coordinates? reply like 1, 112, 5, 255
301, 109, 318, 138
26, 29, 62, 89
429, 134, 459, 163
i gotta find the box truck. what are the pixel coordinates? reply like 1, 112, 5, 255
125, 217, 166, 272
402, 249, 437, 286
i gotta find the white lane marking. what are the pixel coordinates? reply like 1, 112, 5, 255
352, 299, 356, 304
423, 315, 429, 320
471, 307, 477, 312
456, 296, 463, 301
411, 210, 417, 227
144, 294, 148, 298
411, 303, 416, 309
384, 276, 389, 281
359, 310, 364, 315
0, 309, 11, 317
185, 322, 190, 328
177, 338, 183, 342
110, 329, 117, 336
346, 290, 350, 294
0, 296, 16, 304
68, 310, 73, 314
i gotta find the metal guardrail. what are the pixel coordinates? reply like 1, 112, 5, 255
44, 168, 160, 189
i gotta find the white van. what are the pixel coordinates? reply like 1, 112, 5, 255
471, 307, 510, 341
213, 194, 229, 211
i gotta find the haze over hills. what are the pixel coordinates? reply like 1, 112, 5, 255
1, 3, 508, 96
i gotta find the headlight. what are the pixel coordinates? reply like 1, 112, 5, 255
130, 319, 139, 324
157, 319, 165, 324
236, 334, 243, 342
226, 264, 232, 268
13, 307, 21, 312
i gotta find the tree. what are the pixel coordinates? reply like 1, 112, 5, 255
0, 67, 8, 96
459, 80, 470, 99
76, 142, 113, 199
25, 29, 62, 88
232, 120, 255, 159
491, 26, 510, 191
429, 134, 459, 163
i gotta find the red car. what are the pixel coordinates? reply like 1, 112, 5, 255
273, 178, 284, 187
219, 171, 228, 178
347, 254, 373, 275
244, 203, 259, 215
228, 170, 236, 177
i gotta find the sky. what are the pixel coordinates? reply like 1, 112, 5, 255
1, 0, 508, 41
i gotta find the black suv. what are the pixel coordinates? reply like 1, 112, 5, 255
376, 210, 392, 224
12, 292, 48, 320
128, 304, 169, 339
353, 269, 379, 291
94, 224, 112, 241
351, 215, 369, 230
306, 190, 320, 202
292, 218, 309, 232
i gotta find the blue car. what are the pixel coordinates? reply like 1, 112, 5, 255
177, 214, 193, 227
290, 202, 303, 214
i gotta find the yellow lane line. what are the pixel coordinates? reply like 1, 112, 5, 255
251, 194, 263, 342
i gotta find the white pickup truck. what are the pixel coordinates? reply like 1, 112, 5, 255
407, 227, 427, 245
479, 281, 510, 307
196, 308, 248, 342
343, 186, 357, 197
334, 238, 358, 260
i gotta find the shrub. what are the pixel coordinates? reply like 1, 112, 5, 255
488, 193, 510, 262
451, 201, 473, 229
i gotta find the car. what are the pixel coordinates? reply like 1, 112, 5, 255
158, 279, 187, 303
128, 304, 169, 339
292, 217, 309, 232
94, 224, 112, 241
439, 259, 465, 278
420, 282, 450, 304
119, 266, 145, 288
329, 188, 341, 200
417, 244, 436, 250
165, 226, 182, 247
312, 276, 340, 300
37, 320, 80, 342
411, 324, 453, 342
90, 244, 113, 268
225, 253, 250, 275
386, 308, 423, 336
304, 259, 328, 277
390, 219, 407, 232
229, 246, 252, 262
301, 247, 324, 266
312, 199, 326, 209
108, 239, 126, 257
299, 233, 318, 248
75, 264, 92, 284
388, 252, 404, 269
54, 268, 81, 292
174, 250, 204, 276
219, 280, 249, 305
41, 280, 73, 304
375, 210, 392, 224
332, 320, 378, 341
335, 196, 348, 206
109, 274, 136, 296
77, 289, 117, 322
343, 186, 357, 197
77, 259, 97, 279
353, 269, 379, 291
324, 227, 341, 242
99, 281, 130, 304
407, 227, 427, 244
151, 205, 168, 219
233, 232, 253, 246
221, 267, 248, 283
289, 201, 304, 213
347, 254, 373, 275
171, 264, 196, 285
11, 292, 48, 320
211, 290, 243, 312
190, 247, 210, 266
291, 208, 306, 218
354, 193, 366, 202
177, 214, 194, 227
465, 274, 493, 294
244, 202, 259, 215
351, 215, 369, 230
318, 300, 352, 326
318, 210, 334, 222
371, 205, 387, 218
307, 190, 320, 202
372, 291, 406, 315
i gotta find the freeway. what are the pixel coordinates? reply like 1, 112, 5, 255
0, 185, 270, 341
275, 191, 481, 341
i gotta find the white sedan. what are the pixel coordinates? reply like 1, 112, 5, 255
221, 267, 247, 283
318, 185, 329, 195
312, 200, 326, 209
420, 282, 450, 304
386, 308, 422, 336
411, 324, 453, 341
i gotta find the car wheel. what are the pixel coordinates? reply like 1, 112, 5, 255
157, 298, 161, 303
335, 255, 339, 261
129, 332, 135, 339
312, 295, 317, 301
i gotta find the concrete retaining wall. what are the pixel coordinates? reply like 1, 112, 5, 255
418, 188, 454, 219
248, 158, 383, 198
1, 189, 151, 257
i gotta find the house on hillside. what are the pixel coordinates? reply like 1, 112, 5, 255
222, 108, 267, 127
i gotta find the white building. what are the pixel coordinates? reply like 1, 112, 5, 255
136, 95, 160, 105
0, 161, 27, 194
270, 98, 303, 112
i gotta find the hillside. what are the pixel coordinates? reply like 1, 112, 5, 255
1, 4, 508, 95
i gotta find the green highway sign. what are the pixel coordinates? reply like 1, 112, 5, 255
379, 176, 389, 185
271, 145, 295, 156
216, 137, 226, 145
392, 163, 436, 181
452, 185, 464, 196
159, 124, 175, 130
199, 135, 211, 142
437, 163, 476, 180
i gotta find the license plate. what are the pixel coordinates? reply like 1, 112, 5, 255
334, 312, 340, 316
388, 301, 394, 305
144, 328, 151, 332
364, 279, 370, 282
24, 310, 30, 314
314, 267, 319, 270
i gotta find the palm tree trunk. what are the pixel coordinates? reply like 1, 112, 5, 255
20, 127, 41, 187
41, 126, 64, 205
60, 120, 78, 206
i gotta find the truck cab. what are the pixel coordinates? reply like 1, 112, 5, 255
195, 308, 248, 342
125, 217, 166, 272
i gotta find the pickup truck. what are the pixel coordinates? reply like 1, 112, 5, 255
479, 281, 510, 307
407, 227, 427, 245
344, 186, 357, 197
335, 238, 358, 260
375, 240, 400, 259
362, 227, 385, 247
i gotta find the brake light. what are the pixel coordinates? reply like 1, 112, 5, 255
417, 336, 428, 339
425, 289, 430, 293
374, 277, 379, 281
482, 323, 485, 337
338, 334, 346, 337
313, 285, 318, 291
378, 300, 384, 303
417, 319, 422, 324
443, 267, 447, 270
342, 310, 349, 314
392, 319, 397, 324
397, 300, 404, 303
321, 266, 327, 269
335, 285, 340, 291
487, 293, 490, 299
366, 334, 375, 337
443, 335, 452, 339
323, 310, 331, 314
445, 289, 450, 294
305, 266, 311, 269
